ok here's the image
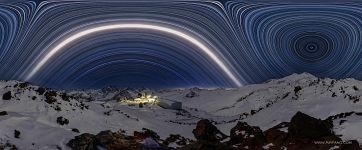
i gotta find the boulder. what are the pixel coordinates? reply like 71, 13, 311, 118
192, 119, 227, 143
44, 91, 57, 104
262, 112, 355, 150
67, 130, 141, 150
284, 112, 345, 150
35, 87, 46, 95
229, 122, 266, 149
2, 91, 12, 100
71, 128, 80, 133
288, 111, 333, 139
56, 116, 69, 125
67, 133, 96, 150
61, 93, 71, 102
133, 131, 146, 141
188, 120, 232, 149
141, 128, 161, 142
14, 130, 20, 139
15, 82, 29, 88
264, 122, 289, 147
0, 111, 8, 116
0, 141, 18, 150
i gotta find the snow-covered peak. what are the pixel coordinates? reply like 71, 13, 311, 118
264, 72, 318, 85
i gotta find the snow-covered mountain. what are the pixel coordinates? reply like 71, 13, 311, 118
0, 73, 361, 149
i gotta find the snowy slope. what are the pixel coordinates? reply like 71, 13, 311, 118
0, 73, 362, 149
156, 73, 362, 143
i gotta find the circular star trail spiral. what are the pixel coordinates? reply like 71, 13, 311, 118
225, 1, 362, 83
1, 0, 362, 89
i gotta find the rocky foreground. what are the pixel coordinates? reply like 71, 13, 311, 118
66, 111, 361, 150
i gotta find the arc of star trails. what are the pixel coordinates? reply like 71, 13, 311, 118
25, 23, 242, 87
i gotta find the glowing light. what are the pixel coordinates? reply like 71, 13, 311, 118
26, 23, 242, 87
130, 93, 158, 104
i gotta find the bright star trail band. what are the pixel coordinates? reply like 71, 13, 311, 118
1, 0, 362, 89
25, 23, 242, 87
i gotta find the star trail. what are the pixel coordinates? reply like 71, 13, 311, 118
1, 0, 362, 89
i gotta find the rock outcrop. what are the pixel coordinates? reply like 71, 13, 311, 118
66, 112, 361, 150
263, 112, 359, 150
288, 111, 333, 138
2, 91, 12, 100
67, 130, 141, 150
192, 119, 227, 143
229, 121, 266, 149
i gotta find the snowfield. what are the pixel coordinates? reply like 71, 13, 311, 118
0, 73, 361, 149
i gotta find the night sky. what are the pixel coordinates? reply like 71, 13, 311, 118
1, 0, 362, 89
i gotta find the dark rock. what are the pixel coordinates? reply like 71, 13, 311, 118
323, 117, 334, 129
250, 109, 257, 115
104, 111, 111, 116
133, 128, 166, 149
14, 130, 20, 139
32, 96, 37, 100
353, 86, 359, 91
61, 93, 70, 102
133, 131, 146, 141
56, 145, 61, 150
0, 111, 7, 116
340, 120, 347, 125
54, 105, 61, 111
356, 112, 362, 116
264, 122, 289, 147
94, 130, 141, 150
72, 128, 80, 133
288, 111, 333, 139
0, 141, 18, 150
15, 82, 29, 88
35, 87, 46, 95
45, 91, 57, 97
257, 112, 351, 150
282, 112, 344, 150
163, 134, 190, 147
142, 128, 161, 141
67, 133, 96, 150
78, 102, 89, 110
54, 105, 62, 111
3, 91, 12, 100
282, 92, 290, 99
229, 121, 266, 149
332, 92, 337, 97
192, 119, 226, 143
44, 91, 57, 104
56, 116, 69, 125
44, 98, 57, 104
294, 86, 302, 94
186, 91, 198, 98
